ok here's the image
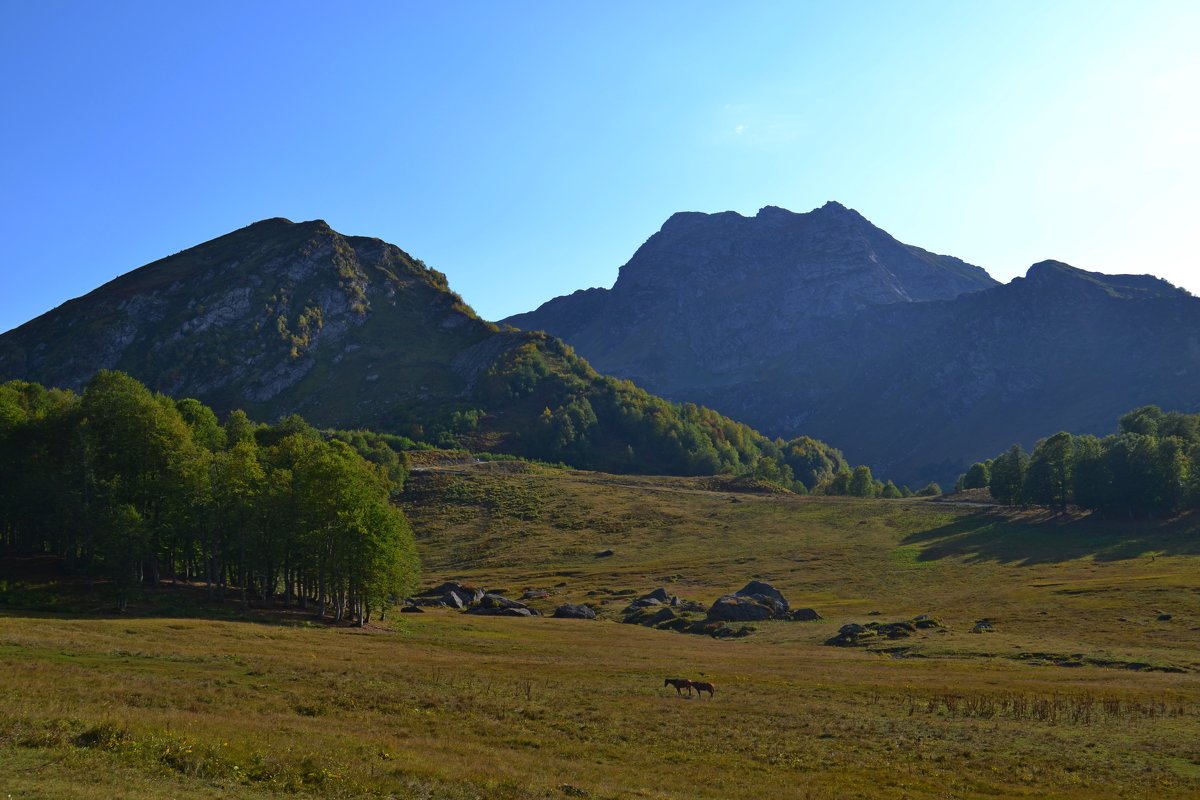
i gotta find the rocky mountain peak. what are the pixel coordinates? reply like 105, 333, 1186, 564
1021, 260, 1188, 301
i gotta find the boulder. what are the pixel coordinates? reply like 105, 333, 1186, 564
644, 607, 677, 626
521, 589, 551, 601
399, 605, 425, 614
622, 597, 662, 614
553, 604, 596, 620
1157, 613, 1173, 621
707, 594, 774, 622
735, 581, 790, 611
466, 606, 535, 617
826, 623, 873, 647
971, 620, 995, 633
594, 549, 614, 558
441, 591, 466, 610
421, 581, 483, 604
644, 587, 672, 603
475, 593, 529, 611
790, 608, 822, 622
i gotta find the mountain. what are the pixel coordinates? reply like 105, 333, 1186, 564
504, 205, 1200, 486
505, 202, 997, 394
0, 218, 843, 480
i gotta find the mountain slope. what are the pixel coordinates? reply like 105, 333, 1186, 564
0, 218, 843, 480
505, 202, 997, 393
505, 205, 1200, 486
0, 218, 497, 429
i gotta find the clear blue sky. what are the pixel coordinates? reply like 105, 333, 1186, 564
2, 1, 1197, 334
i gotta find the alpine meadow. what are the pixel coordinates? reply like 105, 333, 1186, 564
3, 4, 1200, 800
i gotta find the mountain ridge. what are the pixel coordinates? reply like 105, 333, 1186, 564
0, 217, 852, 484
504, 204, 1200, 486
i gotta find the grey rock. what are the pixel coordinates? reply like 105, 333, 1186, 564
466, 606, 534, 617
707, 595, 773, 622
552, 604, 596, 620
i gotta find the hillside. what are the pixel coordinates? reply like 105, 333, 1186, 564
0, 219, 841, 479
4, 463, 1200, 799
505, 205, 1200, 486
505, 202, 996, 394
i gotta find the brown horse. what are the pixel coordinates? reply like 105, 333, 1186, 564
691, 680, 716, 698
663, 677, 693, 696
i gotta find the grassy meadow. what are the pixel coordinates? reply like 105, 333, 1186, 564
3, 459, 1200, 799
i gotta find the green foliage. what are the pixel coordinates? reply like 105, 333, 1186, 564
961, 462, 990, 490
982, 404, 1200, 518
460, 332, 864, 491
915, 482, 942, 497
0, 372, 419, 622
848, 465, 878, 498
989, 444, 1029, 505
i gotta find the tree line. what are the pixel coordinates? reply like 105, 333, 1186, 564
0, 372, 419, 622
957, 405, 1200, 518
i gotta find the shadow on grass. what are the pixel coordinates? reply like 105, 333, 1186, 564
0, 556, 358, 628
901, 510, 1200, 566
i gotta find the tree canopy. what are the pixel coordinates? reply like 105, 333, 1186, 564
964, 405, 1200, 518
0, 372, 418, 622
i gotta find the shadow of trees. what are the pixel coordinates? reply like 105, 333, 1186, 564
901, 509, 1200, 566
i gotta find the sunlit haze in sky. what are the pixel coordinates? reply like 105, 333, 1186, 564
2, 1, 1197, 334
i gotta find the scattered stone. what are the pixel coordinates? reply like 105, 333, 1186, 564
1157, 614, 1173, 621
399, 605, 424, 613
825, 616, 946, 647
594, 549, 615, 558
790, 608, 822, 622
552, 604, 596, 620
971, 620, 995, 633
464, 593, 539, 617
521, 589, 551, 601
867, 610, 882, 616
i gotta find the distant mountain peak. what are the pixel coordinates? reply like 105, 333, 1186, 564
1022, 260, 1188, 300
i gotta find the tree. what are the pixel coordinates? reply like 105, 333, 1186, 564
1025, 432, 1074, 511
961, 462, 990, 490
989, 444, 1028, 505
848, 465, 877, 497
1070, 434, 1109, 510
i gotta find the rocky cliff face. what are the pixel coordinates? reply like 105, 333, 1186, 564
0, 218, 516, 430
505, 202, 996, 394
506, 205, 1200, 486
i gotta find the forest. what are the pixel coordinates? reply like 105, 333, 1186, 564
958, 405, 1200, 517
0, 372, 419, 623
464, 332, 900, 495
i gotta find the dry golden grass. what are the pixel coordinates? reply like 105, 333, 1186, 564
3, 460, 1200, 798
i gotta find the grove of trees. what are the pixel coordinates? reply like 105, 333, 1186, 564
0, 372, 419, 622
962, 405, 1200, 518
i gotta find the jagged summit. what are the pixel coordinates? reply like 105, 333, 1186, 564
503, 204, 1200, 487
504, 202, 996, 394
